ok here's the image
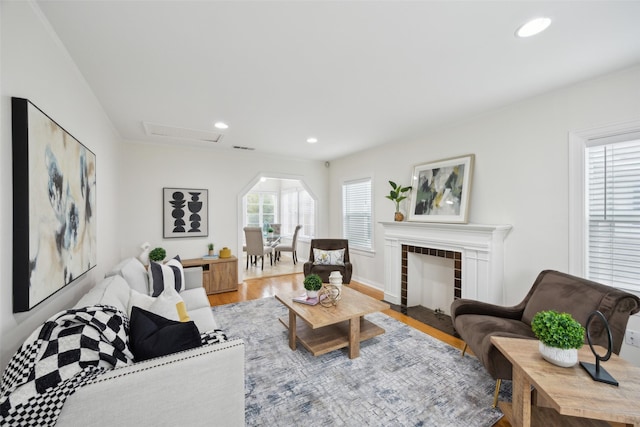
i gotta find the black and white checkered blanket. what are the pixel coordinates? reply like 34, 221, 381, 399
0, 305, 133, 426
0, 304, 228, 427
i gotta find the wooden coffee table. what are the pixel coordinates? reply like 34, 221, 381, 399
275, 286, 390, 359
491, 336, 640, 427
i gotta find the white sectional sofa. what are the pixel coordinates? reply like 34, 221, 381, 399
53, 258, 245, 426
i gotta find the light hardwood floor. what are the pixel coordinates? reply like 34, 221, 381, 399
208, 273, 510, 427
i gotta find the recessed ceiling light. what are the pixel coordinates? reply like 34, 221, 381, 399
214, 121, 229, 130
306, 137, 318, 144
516, 17, 551, 38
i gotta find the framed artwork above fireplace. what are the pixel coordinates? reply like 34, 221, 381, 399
408, 154, 474, 223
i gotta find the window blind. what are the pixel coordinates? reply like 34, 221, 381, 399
300, 191, 315, 239
587, 139, 640, 291
342, 178, 372, 250
280, 189, 314, 239
280, 190, 298, 236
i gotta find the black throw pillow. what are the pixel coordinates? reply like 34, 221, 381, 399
129, 306, 201, 362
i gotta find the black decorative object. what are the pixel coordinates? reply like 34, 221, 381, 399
163, 188, 208, 238
579, 310, 619, 386
12, 97, 97, 312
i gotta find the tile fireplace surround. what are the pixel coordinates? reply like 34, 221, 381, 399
380, 222, 512, 307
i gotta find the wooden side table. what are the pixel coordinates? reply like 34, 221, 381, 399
182, 256, 238, 295
491, 336, 640, 427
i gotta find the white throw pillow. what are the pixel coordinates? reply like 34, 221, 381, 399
148, 287, 183, 321
313, 248, 345, 265
128, 285, 185, 322
127, 289, 155, 318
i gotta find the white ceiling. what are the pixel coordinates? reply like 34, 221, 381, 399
36, 0, 640, 161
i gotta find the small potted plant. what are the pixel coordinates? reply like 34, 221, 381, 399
148, 247, 166, 263
208, 243, 214, 256
303, 274, 323, 299
531, 310, 585, 367
385, 180, 412, 221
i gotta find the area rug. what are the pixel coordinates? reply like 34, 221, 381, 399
212, 297, 508, 426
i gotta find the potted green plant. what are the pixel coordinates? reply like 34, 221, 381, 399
531, 310, 585, 367
148, 247, 166, 263
303, 274, 323, 298
385, 181, 412, 221
208, 243, 214, 256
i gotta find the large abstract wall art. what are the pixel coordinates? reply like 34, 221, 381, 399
163, 188, 208, 238
408, 154, 474, 223
12, 98, 97, 312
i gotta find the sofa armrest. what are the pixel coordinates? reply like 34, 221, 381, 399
183, 266, 203, 290
56, 339, 245, 426
451, 298, 524, 322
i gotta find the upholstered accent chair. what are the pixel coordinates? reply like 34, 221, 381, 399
243, 227, 273, 270
303, 239, 352, 284
274, 225, 302, 264
451, 270, 640, 407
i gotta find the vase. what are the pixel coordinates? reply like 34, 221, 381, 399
329, 271, 343, 287
306, 290, 318, 299
208, 249, 214, 256
538, 342, 578, 367
394, 211, 404, 222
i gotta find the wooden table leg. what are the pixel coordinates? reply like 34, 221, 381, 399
348, 316, 361, 359
512, 364, 531, 427
288, 310, 297, 351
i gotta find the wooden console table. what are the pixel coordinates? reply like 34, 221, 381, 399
182, 256, 238, 295
491, 336, 640, 427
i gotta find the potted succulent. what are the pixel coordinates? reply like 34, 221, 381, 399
531, 310, 585, 367
148, 247, 166, 263
385, 181, 412, 221
303, 274, 323, 299
208, 243, 214, 256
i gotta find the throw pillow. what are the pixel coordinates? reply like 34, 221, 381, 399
148, 256, 185, 297
313, 248, 345, 265
129, 306, 202, 362
127, 289, 155, 318
147, 282, 185, 321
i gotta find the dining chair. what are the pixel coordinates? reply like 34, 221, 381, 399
243, 227, 273, 270
274, 225, 302, 264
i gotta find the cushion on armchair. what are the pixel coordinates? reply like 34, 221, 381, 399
313, 248, 345, 265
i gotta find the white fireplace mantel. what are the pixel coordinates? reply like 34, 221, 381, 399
380, 221, 512, 306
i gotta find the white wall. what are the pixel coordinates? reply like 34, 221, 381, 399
0, 1, 123, 369
328, 65, 640, 363
117, 143, 328, 281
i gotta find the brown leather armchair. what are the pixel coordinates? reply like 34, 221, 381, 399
451, 270, 640, 407
303, 239, 352, 284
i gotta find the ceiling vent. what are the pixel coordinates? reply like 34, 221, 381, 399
232, 145, 255, 151
143, 122, 223, 143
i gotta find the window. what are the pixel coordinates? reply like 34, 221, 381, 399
586, 138, 640, 291
342, 178, 372, 251
299, 190, 315, 239
281, 188, 315, 240
280, 190, 298, 236
244, 192, 277, 233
